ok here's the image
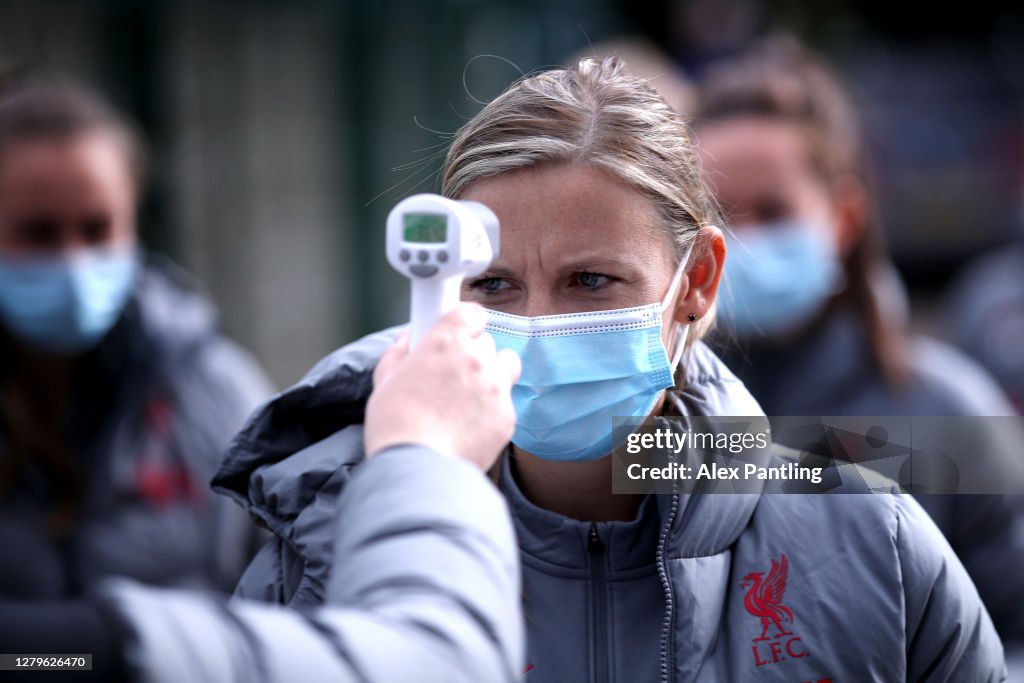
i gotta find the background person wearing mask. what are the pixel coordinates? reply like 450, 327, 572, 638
0, 73, 273, 603
694, 38, 1024, 643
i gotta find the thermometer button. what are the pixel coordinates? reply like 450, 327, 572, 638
417, 250, 429, 262
399, 249, 411, 262
436, 250, 449, 263
409, 264, 439, 278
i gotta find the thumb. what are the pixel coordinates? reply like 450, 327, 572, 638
431, 302, 487, 340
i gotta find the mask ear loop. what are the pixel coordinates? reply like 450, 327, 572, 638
660, 238, 699, 372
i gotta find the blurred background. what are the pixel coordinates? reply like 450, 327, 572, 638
2, 0, 1020, 388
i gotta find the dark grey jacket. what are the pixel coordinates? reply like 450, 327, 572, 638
217, 328, 1004, 681
945, 242, 1024, 413
0, 256, 273, 598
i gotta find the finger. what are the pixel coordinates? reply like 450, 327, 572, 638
495, 348, 522, 386
373, 333, 410, 384
425, 303, 487, 350
470, 326, 498, 357
451, 302, 488, 338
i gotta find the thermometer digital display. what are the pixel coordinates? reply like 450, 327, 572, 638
386, 194, 500, 347
403, 213, 448, 243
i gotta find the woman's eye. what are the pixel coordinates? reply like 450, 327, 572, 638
575, 271, 612, 289
468, 277, 510, 295
15, 217, 62, 248
81, 213, 112, 244
754, 198, 792, 224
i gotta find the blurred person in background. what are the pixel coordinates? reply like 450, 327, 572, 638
944, 178, 1024, 413
695, 38, 1024, 644
0, 72, 273, 605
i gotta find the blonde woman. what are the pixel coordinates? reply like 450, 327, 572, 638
217, 58, 1003, 681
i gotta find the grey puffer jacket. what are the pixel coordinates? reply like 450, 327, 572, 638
215, 328, 1004, 682
101, 443, 523, 683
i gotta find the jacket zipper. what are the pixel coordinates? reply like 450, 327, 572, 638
657, 461, 681, 683
588, 522, 610, 683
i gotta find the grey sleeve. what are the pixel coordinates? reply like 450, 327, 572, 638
917, 493, 1024, 642
182, 336, 278, 462
898, 495, 1006, 682
101, 446, 524, 683
176, 336, 278, 589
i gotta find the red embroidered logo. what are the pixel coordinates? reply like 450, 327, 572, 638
742, 553, 809, 666
134, 394, 199, 509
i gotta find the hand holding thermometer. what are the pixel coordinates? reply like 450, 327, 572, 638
386, 194, 499, 347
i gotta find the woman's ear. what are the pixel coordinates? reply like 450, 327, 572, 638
832, 174, 867, 258
673, 225, 726, 325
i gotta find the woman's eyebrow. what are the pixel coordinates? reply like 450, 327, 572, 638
475, 264, 518, 278
475, 256, 642, 278
558, 256, 641, 274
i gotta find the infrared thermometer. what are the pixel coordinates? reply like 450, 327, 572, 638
386, 194, 499, 347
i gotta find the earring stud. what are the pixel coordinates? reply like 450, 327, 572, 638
687, 313, 697, 322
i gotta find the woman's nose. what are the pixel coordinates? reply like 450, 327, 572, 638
520, 293, 563, 318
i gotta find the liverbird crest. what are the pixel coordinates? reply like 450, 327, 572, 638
741, 553, 796, 642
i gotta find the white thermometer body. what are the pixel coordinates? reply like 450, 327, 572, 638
386, 194, 499, 347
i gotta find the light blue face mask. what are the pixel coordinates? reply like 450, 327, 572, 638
718, 219, 843, 337
0, 245, 138, 353
485, 258, 690, 462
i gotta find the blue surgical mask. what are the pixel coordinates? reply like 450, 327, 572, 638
0, 245, 138, 353
718, 219, 843, 337
485, 258, 690, 462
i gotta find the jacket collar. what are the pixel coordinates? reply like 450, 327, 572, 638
212, 326, 400, 512
656, 342, 765, 558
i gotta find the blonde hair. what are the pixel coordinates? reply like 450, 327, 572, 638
441, 56, 722, 343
